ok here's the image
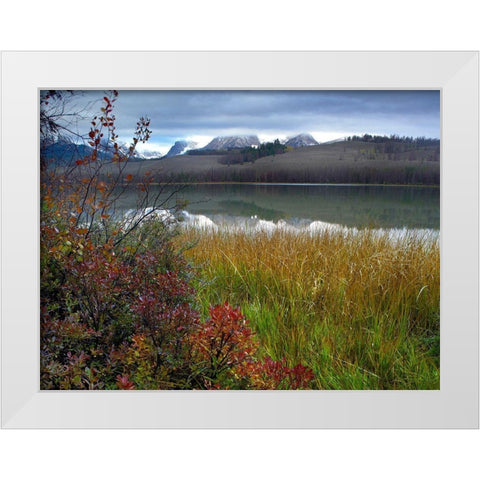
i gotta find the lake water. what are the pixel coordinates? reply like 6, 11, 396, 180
116, 183, 439, 231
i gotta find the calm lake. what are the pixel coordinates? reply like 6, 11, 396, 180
116, 183, 440, 230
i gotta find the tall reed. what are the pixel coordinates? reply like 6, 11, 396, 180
177, 226, 440, 389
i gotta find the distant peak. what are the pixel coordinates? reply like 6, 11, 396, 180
164, 140, 198, 157
203, 135, 261, 150
285, 133, 319, 147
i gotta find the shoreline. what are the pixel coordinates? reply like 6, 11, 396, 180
125, 181, 440, 188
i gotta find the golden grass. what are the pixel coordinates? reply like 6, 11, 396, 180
176, 226, 440, 389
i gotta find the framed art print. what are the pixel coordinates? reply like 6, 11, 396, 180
1, 51, 478, 428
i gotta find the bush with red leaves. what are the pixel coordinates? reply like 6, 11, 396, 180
40, 92, 315, 390
190, 303, 315, 390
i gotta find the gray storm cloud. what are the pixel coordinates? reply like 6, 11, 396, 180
56, 90, 440, 144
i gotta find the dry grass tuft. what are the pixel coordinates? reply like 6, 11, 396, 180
176, 227, 440, 389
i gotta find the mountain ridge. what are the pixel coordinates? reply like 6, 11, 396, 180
285, 133, 319, 148
165, 140, 198, 157
203, 135, 261, 150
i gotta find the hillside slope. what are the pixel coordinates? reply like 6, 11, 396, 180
108, 140, 439, 185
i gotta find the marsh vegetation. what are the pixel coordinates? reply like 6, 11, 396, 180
176, 225, 440, 389
40, 91, 440, 390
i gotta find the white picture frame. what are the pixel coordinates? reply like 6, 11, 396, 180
1, 51, 478, 428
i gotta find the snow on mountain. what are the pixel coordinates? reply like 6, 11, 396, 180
284, 133, 319, 148
134, 150, 165, 160
42, 131, 328, 166
114, 141, 165, 160
164, 140, 199, 157
203, 135, 261, 150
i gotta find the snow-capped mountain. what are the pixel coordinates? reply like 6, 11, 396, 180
164, 140, 198, 158
41, 132, 326, 166
133, 150, 164, 160
203, 135, 261, 150
284, 133, 319, 148
41, 139, 165, 164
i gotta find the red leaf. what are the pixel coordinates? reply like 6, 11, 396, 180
116, 375, 135, 390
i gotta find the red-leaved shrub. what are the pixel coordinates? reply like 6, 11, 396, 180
190, 303, 315, 389
40, 91, 316, 390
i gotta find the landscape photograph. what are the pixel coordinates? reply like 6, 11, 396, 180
40, 89, 440, 390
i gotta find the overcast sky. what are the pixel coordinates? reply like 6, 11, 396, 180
56, 90, 440, 155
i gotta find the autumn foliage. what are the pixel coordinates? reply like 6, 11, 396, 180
189, 303, 315, 390
40, 91, 315, 390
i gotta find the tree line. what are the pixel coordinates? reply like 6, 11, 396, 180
217, 139, 287, 166
171, 161, 440, 185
